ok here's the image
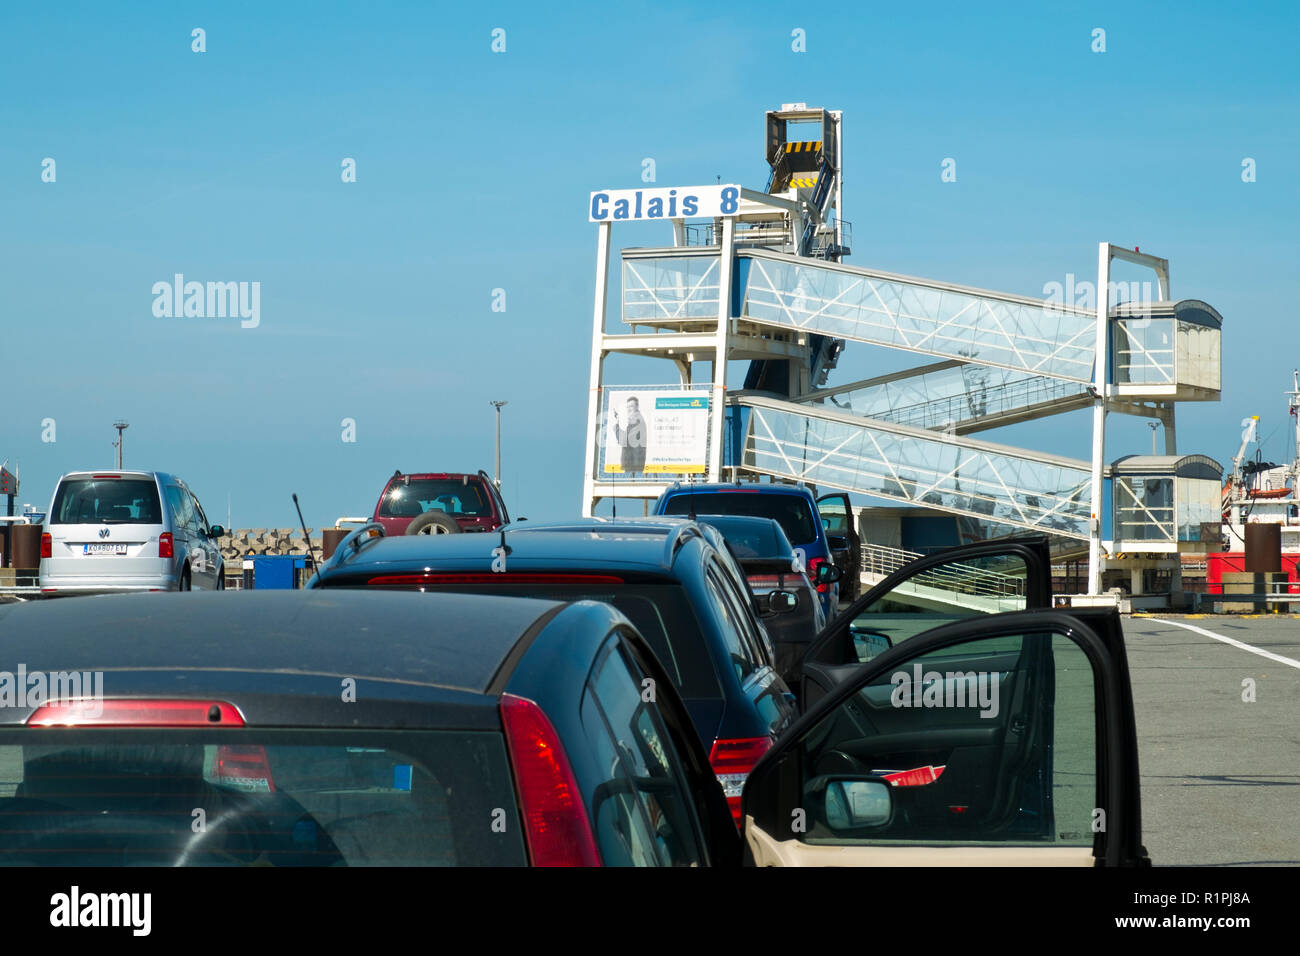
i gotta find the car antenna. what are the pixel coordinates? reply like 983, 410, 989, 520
292, 493, 319, 574
498, 525, 512, 556
689, 477, 696, 520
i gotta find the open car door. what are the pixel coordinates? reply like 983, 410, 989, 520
740, 607, 1147, 866
815, 493, 860, 603
799, 537, 1053, 708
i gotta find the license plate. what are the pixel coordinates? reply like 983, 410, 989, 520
83, 543, 128, 555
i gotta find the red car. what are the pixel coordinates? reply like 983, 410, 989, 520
371, 470, 510, 536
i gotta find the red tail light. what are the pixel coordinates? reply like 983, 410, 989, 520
806, 556, 828, 593
708, 736, 773, 826
158, 532, 173, 559
40, 533, 51, 559
499, 693, 601, 866
215, 745, 277, 792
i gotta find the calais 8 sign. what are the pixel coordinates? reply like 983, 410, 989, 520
589, 184, 742, 222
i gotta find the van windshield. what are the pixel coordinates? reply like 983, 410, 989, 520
50, 479, 163, 525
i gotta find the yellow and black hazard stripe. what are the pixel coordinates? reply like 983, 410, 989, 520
784, 141, 822, 153
788, 175, 819, 189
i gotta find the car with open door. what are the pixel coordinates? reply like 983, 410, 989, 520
739, 604, 1148, 865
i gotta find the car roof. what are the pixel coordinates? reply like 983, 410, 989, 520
505, 516, 691, 535
0, 590, 562, 696
661, 482, 813, 497
57, 470, 167, 481
319, 526, 703, 578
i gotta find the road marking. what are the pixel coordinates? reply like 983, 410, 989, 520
1149, 618, 1300, 671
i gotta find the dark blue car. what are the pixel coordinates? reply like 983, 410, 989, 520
654, 482, 850, 618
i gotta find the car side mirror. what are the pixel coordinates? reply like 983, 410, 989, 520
816, 563, 843, 585
813, 777, 892, 831
208, 525, 226, 538
764, 590, 798, 614
826, 534, 849, 551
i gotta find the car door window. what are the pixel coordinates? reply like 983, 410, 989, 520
705, 568, 760, 682
188, 493, 210, 534
582, 638, 705, 866
750, 624, 1101, 853
165, 486, 193, 532
848, 552, 1032, 661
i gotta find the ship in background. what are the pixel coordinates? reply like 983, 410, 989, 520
1206, 371, 1300, 592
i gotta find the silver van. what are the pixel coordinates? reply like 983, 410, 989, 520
39, 471, 225, 593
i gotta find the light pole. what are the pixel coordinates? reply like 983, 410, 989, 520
490, 401, 507, 489
1149, 421, 1159, 455
113, 421, 129, 469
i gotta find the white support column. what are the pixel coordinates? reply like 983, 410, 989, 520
708, 218, 735, 481
581, 221, 612, 517
1088, 242, 1111, 594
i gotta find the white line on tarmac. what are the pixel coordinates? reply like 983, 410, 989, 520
1148, 618, 1300, 671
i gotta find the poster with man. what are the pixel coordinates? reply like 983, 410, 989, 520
602, 389, 709, 475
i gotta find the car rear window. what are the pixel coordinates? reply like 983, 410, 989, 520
663, 492, 817, 545
695, 515, 791, 559
50, 478, 162, 525
0, 730, 526, 866
378, 479, 491, 518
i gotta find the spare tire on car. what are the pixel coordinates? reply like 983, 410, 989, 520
405, 510, 461, 535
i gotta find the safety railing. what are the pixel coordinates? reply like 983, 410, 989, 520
859, 542, 1028, 599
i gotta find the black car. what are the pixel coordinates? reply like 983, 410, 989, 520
689, 514, 827, 688
0, 590, 740, 867
309, 519, 798, 824
0, 543, 1152, 867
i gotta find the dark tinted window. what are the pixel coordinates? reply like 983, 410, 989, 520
367, 582, 722, 700
696, 515, 792, 559
664, 492, 817, 545
51, 478, 162, 525
0, 730, 526, 866
705, 568, 761, 682
581, 640, 705, 866
379, 479, 491, 518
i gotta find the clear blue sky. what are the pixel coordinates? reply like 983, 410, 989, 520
2, 1, 1297, 530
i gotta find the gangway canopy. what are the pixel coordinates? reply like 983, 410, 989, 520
1111, 299, 1222, 397
1106, 454, 1224, 551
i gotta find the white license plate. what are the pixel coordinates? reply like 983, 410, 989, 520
83, 543, 128, 555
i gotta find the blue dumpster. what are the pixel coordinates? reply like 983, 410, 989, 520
249, 555, 308, 589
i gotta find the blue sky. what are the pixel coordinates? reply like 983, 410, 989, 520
1, 1, 1297, 530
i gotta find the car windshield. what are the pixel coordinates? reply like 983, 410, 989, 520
379, 479, 490, 518
50, 478, 162, 525
362, 581, 722, 700
663, 492, 817, 545
0, 730, 525, 866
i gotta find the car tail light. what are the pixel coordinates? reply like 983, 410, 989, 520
214, 745, 276, 792
745, 574, 782, 590
159, 532, 173, 559
806, 556, 828, 593
367, 573, 624, 586
499, 693, 601, 866
40, 533, 51, 559
27, 699, 245, 726
708, 736, 773, 826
